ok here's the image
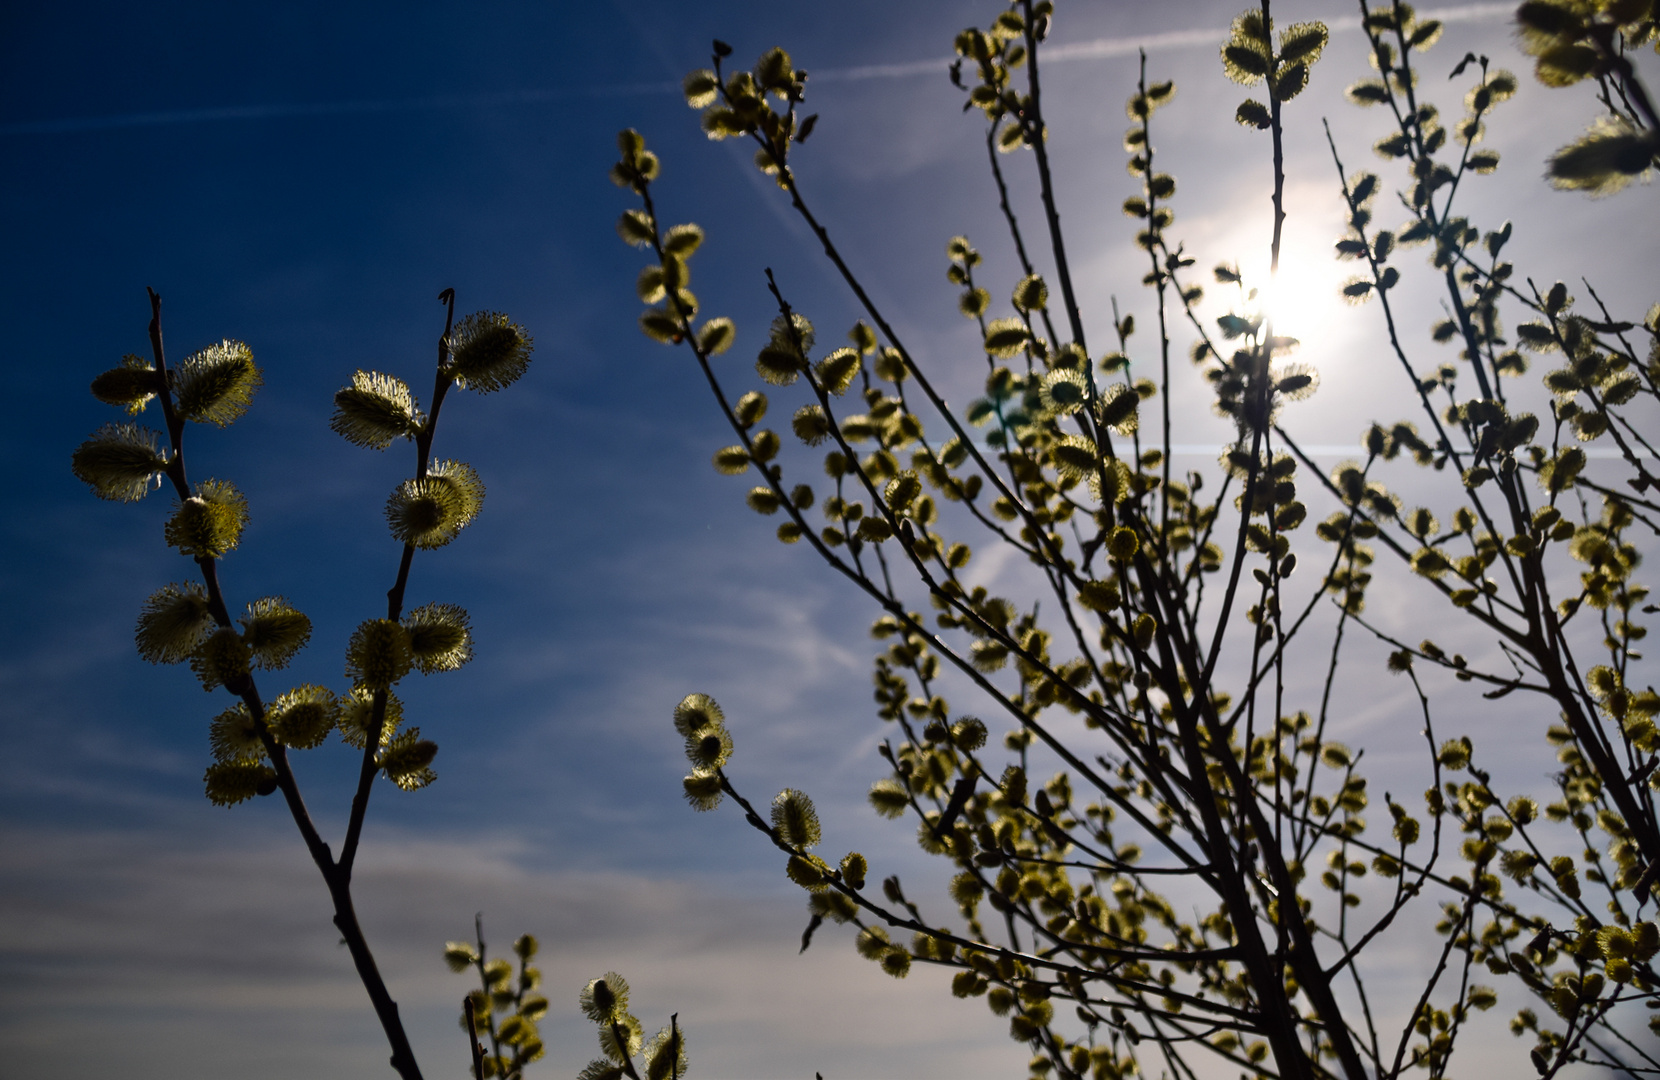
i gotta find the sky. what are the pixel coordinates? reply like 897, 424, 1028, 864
2, 1, 1657, 1078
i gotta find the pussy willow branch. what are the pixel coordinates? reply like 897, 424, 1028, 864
1132, 51, 1177, 537
1016, 0, 1086, 354
982, 26, 1128, 540
464, 996, 486, 1080
147, 293, 336, 880
1320, 122, 1470, 477
1584, 1016, 1660, 1075
1588, 21, 1660, 132
982, 123, 1060, 349
711, 769, 1257, 1022
1324, 668, 1447, 983
1320, 111, 1660, 868
144, 290, 425, 1080
340, 288, 457, 882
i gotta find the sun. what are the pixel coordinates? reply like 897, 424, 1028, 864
1205, 184, 1356, 357
1250, 248, 1348, 348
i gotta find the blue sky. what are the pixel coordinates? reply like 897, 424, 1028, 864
3, 1, 1656, 1077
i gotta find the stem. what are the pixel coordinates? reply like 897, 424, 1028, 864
327, 870, 425, 1080
1019, 0, 1087, 352
465, 996, 486, 1080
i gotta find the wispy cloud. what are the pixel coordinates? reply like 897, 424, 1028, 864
0, 823, 1025, 1079
0, 3, 1513, 137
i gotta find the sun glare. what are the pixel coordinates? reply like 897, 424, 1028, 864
1250, 252, 1347, 348
1205, 183, 1356, 362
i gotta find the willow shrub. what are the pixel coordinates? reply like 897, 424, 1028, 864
612, 1, 1660, 1078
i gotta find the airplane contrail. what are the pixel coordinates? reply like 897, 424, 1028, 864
813, 2, 1511, 80
0, 3, 1512, 137
0, 82, 680, 136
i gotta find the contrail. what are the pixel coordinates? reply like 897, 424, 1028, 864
0, 3, 1512, 137
0, 83, 679, 136
813, 2, 1511, 81
810, 27, 1226, 82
